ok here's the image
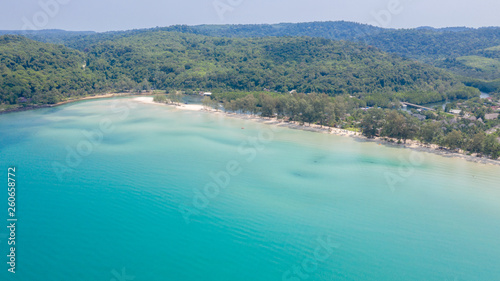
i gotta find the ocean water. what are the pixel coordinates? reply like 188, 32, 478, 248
0, 97, 499, 281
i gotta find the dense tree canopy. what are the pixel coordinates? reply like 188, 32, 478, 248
202, 91, 500, 158
1, 26, 498, 159
87, 22, 499, 91
4, 21, 500, 94
0, 31, 467, 106
0, 35, 105, 104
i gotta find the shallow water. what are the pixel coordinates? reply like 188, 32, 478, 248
0, 98, 499, 281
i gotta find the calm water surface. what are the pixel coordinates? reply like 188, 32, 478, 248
0, 98, 499, 281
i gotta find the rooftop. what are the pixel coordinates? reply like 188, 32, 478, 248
485, 113, 499, 120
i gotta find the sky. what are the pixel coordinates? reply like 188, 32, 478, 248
0, 0, 499, 32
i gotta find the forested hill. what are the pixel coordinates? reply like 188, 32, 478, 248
0, 35, 105, 104
140, 22, 500, 65
0, 30, 469, 106
5, 22, 500, 84
0, 21, 382, 44
5, 23, 500, 65
362, 28, 500, 62
0, 30, 95, 45
161, 21, 384, 41
361, 28, 500, 80
81, 31, 464, 94
140, 22, 500, 83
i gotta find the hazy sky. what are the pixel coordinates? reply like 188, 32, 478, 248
1, 0, 499, 32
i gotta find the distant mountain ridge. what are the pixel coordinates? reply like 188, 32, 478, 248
1, 20, 499, 107
4, 21, 500, 83
0, 30, 469, 106
160, 21, 385, 41
2, 21, 497, 42
0, 29, 96, 45
154, 22, 500, 84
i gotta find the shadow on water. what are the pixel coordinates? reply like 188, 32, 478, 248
312, 154, 327, 164
0, 110, 56, 150
290, 170, 319, 179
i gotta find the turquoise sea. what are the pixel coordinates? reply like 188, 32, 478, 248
1, 97, 499, 281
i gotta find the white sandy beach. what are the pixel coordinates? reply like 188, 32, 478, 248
132, 96, 500, 166
133, 97, 205, 111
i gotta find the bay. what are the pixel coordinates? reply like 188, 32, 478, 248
0, 98, 499, 281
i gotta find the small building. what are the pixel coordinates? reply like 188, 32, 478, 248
412, 113, 426, 121
201, 92, 212, 96
450, 109, 462, 114
485, 113, 499, 120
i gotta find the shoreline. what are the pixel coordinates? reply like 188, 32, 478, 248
134, 96, 500, 166
133, 96, 206, 111
224, 112, 500, 166
0, 92, 135, 115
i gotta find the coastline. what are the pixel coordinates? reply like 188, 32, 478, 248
134, 96, 500, 166
225, 112, 500, 166
0, 92, 132, 115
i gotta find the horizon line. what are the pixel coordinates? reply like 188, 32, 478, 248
1, 20, 500, 34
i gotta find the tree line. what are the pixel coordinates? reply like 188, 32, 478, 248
0, 30, 469, 107
200, 92, 500, 159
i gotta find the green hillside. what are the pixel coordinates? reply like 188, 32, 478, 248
161, 21, 384, 41
457, 56, 500, 73
79, 30, 465, 99
0, 35, 105, 105
485, 45, 500, 52
0, 29, 95, 45
0, 30, 475, 107
106, 22, 500, 86
5, 22, 500, 85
